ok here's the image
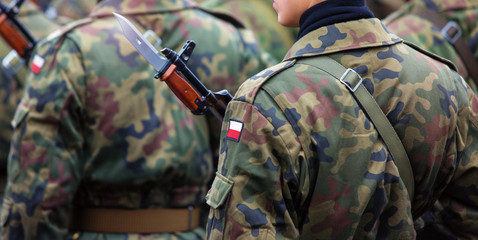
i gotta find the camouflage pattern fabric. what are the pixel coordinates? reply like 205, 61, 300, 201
0, 0, 274, 239
383, 0, 478, 93
384, 2, 478, 238
198, 0, 297, 62
16, 1, 62, 38
0, 0, 102, 165
0, 0, 60, 198
48, 0, 96, 21
206, 18, 478, 239
35, 0, 97, 25
365, 0, 407, 19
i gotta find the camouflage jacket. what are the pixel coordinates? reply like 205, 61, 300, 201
383, 0, 478, 93
0, 1, 60, 189
206, 18, 478, 239
198, 0, 297, 62
48, 0, 97, 22
1, 0, 274, 239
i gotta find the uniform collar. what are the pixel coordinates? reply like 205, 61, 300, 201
284, 18, 403, 61
297, 0, 374, 40
89, 0, 198, 17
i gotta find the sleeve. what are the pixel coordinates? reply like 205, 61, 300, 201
416, 81, 478, 239
1, 38, 86, 240
205, 96, 305, 239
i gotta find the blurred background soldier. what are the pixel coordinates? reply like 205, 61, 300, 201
383, 0, 478, 92
0, 0, 274, 239
0, 0, 96, 221
198, 0, 297, 62
382, 0, 478, 238
0, 0, 59, 210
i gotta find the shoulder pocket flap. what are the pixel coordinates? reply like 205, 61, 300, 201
11, 101, 29, 128
1, 197, 12, 227
206, 172, 234, 209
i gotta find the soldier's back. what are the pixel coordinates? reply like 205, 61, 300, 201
1, 0, 275, 239
207, 16, 478, 239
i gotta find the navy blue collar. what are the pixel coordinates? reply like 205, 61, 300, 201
297, 0, 374, 40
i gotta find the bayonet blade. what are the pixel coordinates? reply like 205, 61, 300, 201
114, 12, 168, 72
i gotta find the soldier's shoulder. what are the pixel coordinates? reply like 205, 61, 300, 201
30, 17, 95, 75
403, 40, 458, 72
42, 17, 94, 45
234, 60, 296, 103
34, 16, 100, 59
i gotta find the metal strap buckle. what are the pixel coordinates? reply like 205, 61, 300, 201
441, 21, 462, 44
2, 50, 24, 75
340, 68, 363, 92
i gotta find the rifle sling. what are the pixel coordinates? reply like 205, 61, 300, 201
298, 56, 415, 201
413, 8, 478, 87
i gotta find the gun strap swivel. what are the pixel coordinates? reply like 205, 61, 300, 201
298, 56, 415, 201
413, 8, 478, 87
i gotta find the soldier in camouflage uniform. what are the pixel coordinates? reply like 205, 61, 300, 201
198, 0, 297, 62
382, 0, 478, 238
1, 0, 107, 173
206, 0, 478, 239
1, 0, 274, 239
384, 0, 478, 92
0, 0, 61, 209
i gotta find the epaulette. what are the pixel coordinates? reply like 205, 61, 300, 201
30, 17, 94, 74
44, 17, 94, 42
404, 40, 458, 72
235, 60, 295, 103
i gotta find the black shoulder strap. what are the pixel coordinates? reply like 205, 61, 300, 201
298, 56, 415, 201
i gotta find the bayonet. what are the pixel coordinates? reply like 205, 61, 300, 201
114, 13, 168, 73
114, 12, 232, 120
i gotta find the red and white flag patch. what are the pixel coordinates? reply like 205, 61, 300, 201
226, 119, 243, 142
30, 54, 45, 74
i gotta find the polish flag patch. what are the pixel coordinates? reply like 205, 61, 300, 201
226, 119, 243, 142
30, 54, 45, 74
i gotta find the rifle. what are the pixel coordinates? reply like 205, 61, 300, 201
114, 13, 233, 121
0, 0, 37, 60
